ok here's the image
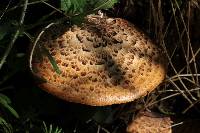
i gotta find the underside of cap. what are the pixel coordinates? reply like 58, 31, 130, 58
32, 14, 167, 106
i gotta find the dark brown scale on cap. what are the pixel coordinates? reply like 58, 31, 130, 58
32, 14, 167, 106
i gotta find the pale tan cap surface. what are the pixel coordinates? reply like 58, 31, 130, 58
127, 111, 172, 133
32, 15, 167, 106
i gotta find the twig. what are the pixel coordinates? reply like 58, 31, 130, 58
171, 122, 184, 128
148, 86, 200, 108
101, 127, 110, 133
175, 0, 199, 87
168, 0, 196, 101
41, 0, 69, 18
182, 99, 200, 114
7, 0, 48, 12
24, 11, 57, 30
0, 0, 28, 70
97, 125, 101, 133
147, 92, 180, 107
29, 22, 56, 73
0, 0, 12, 20
161, 40, 194, 104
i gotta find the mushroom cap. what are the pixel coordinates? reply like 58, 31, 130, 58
32, 14, 167, 106
127, 111, 172, 133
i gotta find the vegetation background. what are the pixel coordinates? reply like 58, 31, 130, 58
0, 0, 200, 132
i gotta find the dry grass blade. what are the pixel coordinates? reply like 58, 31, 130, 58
147, 86, 200, 109
190, 47, 200, 63
174, 0, 199, 85
148, 0, 200, 112
7, 0, 49, 12
170, 74, 200, 79
191, 0, 200, 8
101, 127, 110, 133
29, 22, 56, 73
167, 0, 197, 101
0, 0, 12, 20
41, 0, 66, 16
147, 92, 180, 108
182, 99, 200, 114
171, 121, 184, 128
170, 0, 192, 74
161, 40, 194, 103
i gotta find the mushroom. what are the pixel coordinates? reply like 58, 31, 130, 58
31, 14, 167, 106
127, 111, 172, 133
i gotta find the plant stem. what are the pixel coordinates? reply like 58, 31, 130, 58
0, 0, 28, 70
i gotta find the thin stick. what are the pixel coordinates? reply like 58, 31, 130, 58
161, 40, 194, 103
7, 0, 48, 12
29, 22, 56, 73
0, 0, 28, 70
170, 74, 200, 79
169, 0, 196, 100
41, 0, 69, 18
0, 0, 12, 20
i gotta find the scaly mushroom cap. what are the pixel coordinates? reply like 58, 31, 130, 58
32, 14, 167, 106
127, 111, 172, 133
